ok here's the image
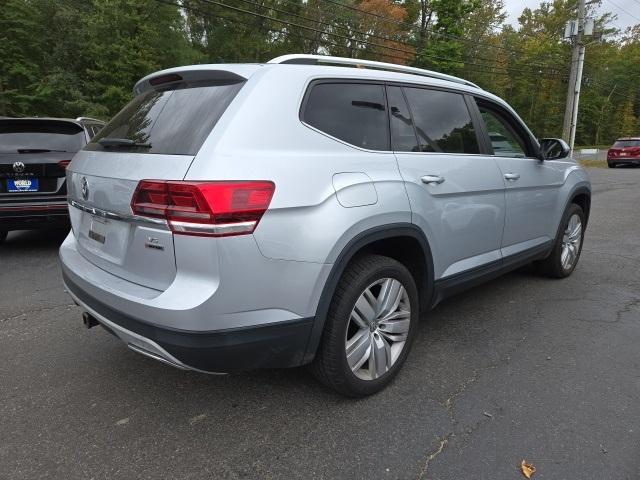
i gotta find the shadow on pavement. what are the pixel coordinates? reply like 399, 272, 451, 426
1, 228, 70, 252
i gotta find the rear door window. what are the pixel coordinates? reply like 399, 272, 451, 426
0, 120, 85, 153
302, 82, 390, 151
403, 87, 479, 154
86, 81, 244, 155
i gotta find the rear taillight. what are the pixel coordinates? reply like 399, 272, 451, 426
131, 180, 275, 237
58, 160, 71, 170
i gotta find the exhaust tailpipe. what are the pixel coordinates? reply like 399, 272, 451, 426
82, 312, 99, 329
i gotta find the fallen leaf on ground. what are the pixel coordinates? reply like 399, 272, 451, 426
520, 460, 536, 478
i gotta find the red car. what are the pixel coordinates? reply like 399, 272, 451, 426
607, 137, 640, 168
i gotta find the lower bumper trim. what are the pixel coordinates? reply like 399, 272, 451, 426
62, 270, 314, 373
0, 203, 68, 212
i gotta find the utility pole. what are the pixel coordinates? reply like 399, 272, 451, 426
562, 0, 595, 151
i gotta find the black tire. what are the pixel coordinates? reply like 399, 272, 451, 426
0, 230, 7, 244
311, 254, 419, 397
536, 203, 585, 278
608, 163, 615, 168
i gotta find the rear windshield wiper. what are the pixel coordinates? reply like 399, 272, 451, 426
17, 148, 68, 153
97, 138, 152, 149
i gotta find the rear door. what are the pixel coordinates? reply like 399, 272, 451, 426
389, 85, 506, 279
68, 74, 245, 290
472, 98, 565, 257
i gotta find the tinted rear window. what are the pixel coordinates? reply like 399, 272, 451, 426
0, 120, 85, 153
86, 81, 244, 155
403, 88, 479, 154
613, 140, 640, 148
303, 83, 389, 151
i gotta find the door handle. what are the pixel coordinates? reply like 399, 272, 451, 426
504, 172, 520, 181
421, 175, 445, 185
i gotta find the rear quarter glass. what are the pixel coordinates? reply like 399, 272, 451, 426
85, 80, 245, 156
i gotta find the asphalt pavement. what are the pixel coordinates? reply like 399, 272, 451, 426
1, 167, 639, 480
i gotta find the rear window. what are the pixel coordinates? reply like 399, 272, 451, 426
302, 82, 390, 151
86, 81, 244, 155
613, 140, 640, 148
0, 120, 85, 153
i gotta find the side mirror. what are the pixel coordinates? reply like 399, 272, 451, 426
539, 138, 570, 160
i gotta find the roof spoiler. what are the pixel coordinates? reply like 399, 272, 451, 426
133, 66, 255, 96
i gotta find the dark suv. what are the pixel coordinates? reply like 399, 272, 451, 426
0, 117, 104, 242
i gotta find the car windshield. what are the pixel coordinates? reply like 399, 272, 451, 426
613, 140, 640, 148
0, 120, 85, 153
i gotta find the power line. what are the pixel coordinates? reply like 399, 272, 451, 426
163, 0, 409, 62
181, 0, 568, 76
202, 0, 503, 67
313, 0, 566, 63
158, 0, 579, 108
603, 0, 640, 23
584, 76, 638, 102
230, 0, 418, 57
190, 0, 418, 58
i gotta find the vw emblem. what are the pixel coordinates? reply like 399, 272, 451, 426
12, 161, 25, 174
81, 177, 89, 200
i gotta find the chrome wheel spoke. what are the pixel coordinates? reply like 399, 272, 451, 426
376, 279, 404, 318
346, 329, 371, 371
569, 222, 582, 241
353, 291, 376, 324
561, 247, 570, 269
350, 309, 369, 329
369, 333, 391, 379
378, 312, 410, 334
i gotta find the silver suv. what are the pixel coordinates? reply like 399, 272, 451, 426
60, 55, 591, 396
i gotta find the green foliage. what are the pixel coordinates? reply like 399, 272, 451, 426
0, 0, 638, 144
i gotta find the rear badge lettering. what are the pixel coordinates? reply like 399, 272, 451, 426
145, 237, 165, 251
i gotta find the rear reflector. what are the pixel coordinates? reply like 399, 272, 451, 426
131, 180, 275, 237
58, 160, 71, 170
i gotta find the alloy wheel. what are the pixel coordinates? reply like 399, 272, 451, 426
561, 213, 582, 270
345, 278, 411, 381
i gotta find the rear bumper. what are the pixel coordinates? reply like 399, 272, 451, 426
59, 230, 328, 373
0, 197, 69, 230
63, 271, 314, 373
608, 158, 640, 165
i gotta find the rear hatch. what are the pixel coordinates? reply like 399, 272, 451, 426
0, 119, 83, 197
609, 139, 640, 159
68, 69, 247, 291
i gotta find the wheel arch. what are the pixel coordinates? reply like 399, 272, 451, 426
301, 223, 434, 364
570, 187, 591, 225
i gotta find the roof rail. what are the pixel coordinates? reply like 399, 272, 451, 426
268, 54, 480, 89
75, 116, 104, 124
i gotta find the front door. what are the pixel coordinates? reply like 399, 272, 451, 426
473, 99, 565, 258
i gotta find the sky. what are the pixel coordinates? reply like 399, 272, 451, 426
503, 0, 640, 32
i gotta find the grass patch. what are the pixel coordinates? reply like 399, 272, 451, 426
579, 159, 608, 168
